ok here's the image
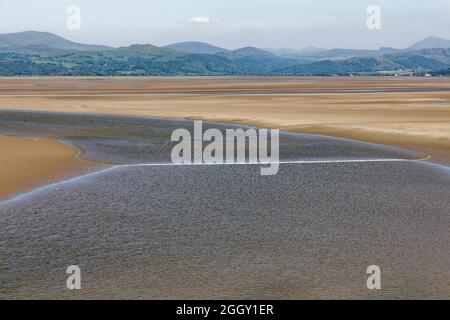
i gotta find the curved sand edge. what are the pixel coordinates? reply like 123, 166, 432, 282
1, 77, 449, 166
0, 136, 104, 201
189, 118, 444, 164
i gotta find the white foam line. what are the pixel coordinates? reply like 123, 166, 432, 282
0, 166, 119, 207
121, 158, 414, 167
0, 157, 420, 207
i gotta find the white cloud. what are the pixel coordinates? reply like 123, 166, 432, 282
188, 16, 221, 24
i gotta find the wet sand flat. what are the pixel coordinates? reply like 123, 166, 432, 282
0, 136, 96, 200
1, 76, 450, 94
0, 77, 449, 164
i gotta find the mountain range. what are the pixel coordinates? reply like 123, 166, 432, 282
0, 31, 111, 52
0, 31, 450, 76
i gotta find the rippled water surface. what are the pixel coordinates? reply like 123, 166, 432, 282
0, 111, 449, 299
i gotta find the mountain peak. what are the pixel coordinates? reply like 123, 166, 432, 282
408, 36, 450, 50
164, 41, 229, 54
0, 30, 112, 51
232, 47, 276, 58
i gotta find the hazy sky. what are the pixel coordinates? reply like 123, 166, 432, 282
0, 0, 449, 49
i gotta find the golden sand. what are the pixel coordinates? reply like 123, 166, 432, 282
0, 77, 449, 165
0, 136, 96, 201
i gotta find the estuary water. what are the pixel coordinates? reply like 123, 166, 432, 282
0, 111, 449, 299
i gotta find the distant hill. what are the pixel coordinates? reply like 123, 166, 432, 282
1, 31, 450, 76
164, 41, 229, 54
265, 47, 327, 56
408, 36, 450, 50
264, 47, 301, 55
0, 31, 112, 52
289, 37, 450, 61
276, 48, 450, 75
389, 48, 450, 66
215, 47, 307, 74
230, 47, 277, 59
117, 44, 180, 56
296, 47, 327, 55
294, 47, 399, 60
276, 57, 392, 76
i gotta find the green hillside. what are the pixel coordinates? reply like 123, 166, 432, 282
1, 31, 450, 76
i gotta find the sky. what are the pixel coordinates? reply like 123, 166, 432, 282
0, 0, 449, 50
